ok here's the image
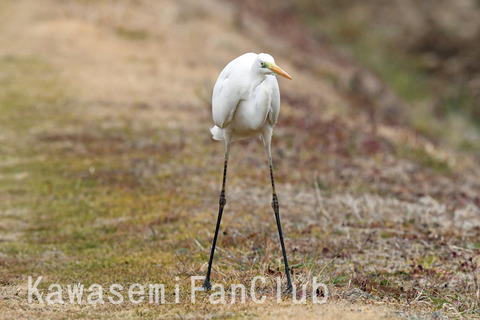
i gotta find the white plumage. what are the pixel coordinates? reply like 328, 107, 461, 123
210, 52, 290, 143
203, 52, 293, 292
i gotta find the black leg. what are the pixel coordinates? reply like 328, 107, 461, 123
265, 143, 292, 293
203, 142, 230, 290
270, 166, 293, 293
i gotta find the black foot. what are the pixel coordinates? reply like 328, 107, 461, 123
284, 283, 293, 294
202, 279, 211, 291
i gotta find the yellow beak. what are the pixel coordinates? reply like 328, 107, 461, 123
268, 63, 292, 80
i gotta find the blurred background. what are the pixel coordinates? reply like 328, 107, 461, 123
1, 0, 479, 318
240, 0, 480, 153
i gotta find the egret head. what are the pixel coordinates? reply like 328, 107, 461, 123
256, 53, 292, 80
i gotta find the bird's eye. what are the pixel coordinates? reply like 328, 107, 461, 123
261, 62, 266, 68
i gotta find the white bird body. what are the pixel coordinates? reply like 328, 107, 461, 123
203, 52, 293, 292
210, 53, 286, 142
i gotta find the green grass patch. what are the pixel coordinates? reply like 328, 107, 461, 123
395, 145, 450, 173
115, 26, 151, 41
0, 54, 188, 292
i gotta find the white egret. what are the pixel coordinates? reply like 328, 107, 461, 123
203, 53, 293, 292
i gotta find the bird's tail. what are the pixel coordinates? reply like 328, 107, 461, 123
210, 126, 224, 141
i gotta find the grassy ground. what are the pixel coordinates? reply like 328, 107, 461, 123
290, 0, 480, 154
1, 0, 479, 319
